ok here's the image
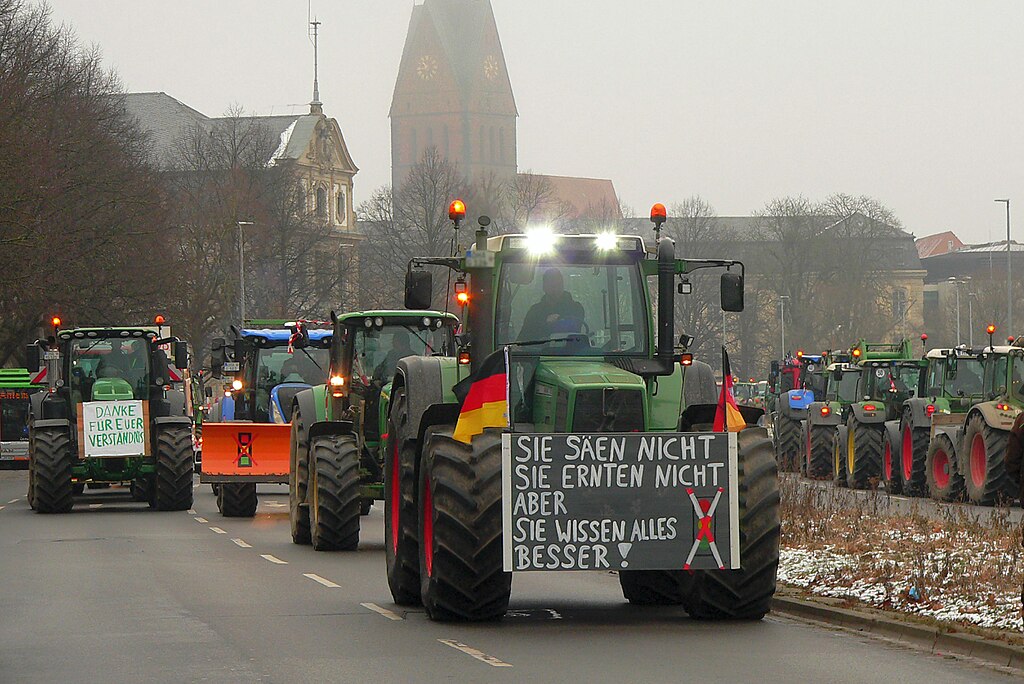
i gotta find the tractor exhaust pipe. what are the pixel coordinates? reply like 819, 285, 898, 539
657, 238, 675, 366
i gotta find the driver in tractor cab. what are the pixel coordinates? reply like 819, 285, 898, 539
280, 353, 320, 384
373, 330, 414, 384
96, 340, 142, 379
518, 268, 585, 341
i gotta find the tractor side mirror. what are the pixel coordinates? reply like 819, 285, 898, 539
678, 279, 692, 295
290, 325, 310, 349
210, 337, 226, 375
405, 270, 433, 310
204, 386, 213, 398
832, 368, 842, 382
678, 333, 694, 350
173, 341, 188, 370
26, 343, 41, 372
721, 273, 744, 312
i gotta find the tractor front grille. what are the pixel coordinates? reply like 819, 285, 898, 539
572, 389, 644, 432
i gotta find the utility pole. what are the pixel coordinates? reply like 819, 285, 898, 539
996, 199, 1011, 335
237, 221, 254, 322
309, 15, 322, 113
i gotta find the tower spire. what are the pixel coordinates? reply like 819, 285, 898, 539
309, 17, 322, 114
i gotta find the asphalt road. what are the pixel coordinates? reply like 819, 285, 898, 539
0, 471, 1016, 684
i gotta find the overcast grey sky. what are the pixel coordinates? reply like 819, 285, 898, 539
48, 0, 1024, 243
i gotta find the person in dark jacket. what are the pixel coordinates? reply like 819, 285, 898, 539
518, 268, 585, 342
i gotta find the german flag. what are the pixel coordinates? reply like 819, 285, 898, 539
452, 348, 509, 444
713, 347, 747, 433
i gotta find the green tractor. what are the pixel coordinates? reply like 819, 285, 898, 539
25, 321, 193, 513
288, 310, 459, 550
381, 204, 778, 622
928, 340, 1022, 504
897, 346, 987, 498
802, 361, 859, 479
835, 340, 925, 489
0, 368, 44, 470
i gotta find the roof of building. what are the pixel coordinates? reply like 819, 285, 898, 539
528, 174, 620, 220
915, 231, 965, 258
121, 92, 329, 169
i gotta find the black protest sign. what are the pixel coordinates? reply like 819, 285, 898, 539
501, 432, 739, 572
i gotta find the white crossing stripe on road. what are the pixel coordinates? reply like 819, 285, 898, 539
437, 639, 512, 668
187, 509, 197, 514
303, 573, 341, 588
231, 538, 251, 548
89, 503, 103, 509
360, 602, 404, 621
194, 517, 208, 523
0, 505, 6, 511
7, 499, 18, 504
260, 554, 288, 564
209, 526, 226, 534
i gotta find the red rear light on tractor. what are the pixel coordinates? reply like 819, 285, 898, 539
820, 406, 831, 417
863, 404, 877, 412
925, 404, 936, 417
997, 402, 1011, 411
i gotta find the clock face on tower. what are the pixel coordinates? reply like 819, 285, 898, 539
483, 55, 499, 81
417, 55, 438, 80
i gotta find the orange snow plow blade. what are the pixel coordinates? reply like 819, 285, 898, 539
199, 422, 291, 483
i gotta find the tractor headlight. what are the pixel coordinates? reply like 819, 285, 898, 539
231, 379, 243, 391
594, 232, 618, 250
525, 226, 558, 255
329, 375, 345, 388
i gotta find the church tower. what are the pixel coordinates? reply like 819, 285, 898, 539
390, 0, 518, 190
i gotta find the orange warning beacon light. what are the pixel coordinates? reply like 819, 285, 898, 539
986, 324, 997, 335
650, 203, 667, 223
154, 314, 166, 325
448, 199, 466, 224
51, 316, 61, 328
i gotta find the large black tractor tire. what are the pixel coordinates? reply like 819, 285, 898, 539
218, 483, 257, 517
385, 388, 423, 605
27, 456, 36, 510
881, 429, 903, 495
619, 570, 686, 605
962, 414, 1014, 505
845, 419, 882, 490
130, 478, 151, 502
806, 425, 834, 480
832, 426, 849, 488
418, 427, 510, 622
154, 427, 194, 511
309, 434, 361, 551
32, 428, 74, 514
360, 499, 372, 516
898, 412, 929, 497
289, 407, 311, 545
925, 433, 964, 502
774, 414, 801, 472
674, 427, 780, 620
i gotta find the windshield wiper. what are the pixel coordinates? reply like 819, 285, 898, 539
298, 347, 325, 375
509, 334, 588, 348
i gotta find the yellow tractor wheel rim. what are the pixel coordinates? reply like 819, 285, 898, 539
847, 428, 856, 474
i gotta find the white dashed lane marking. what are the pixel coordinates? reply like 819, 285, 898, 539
360, 602, 404, 621
7, 499, 18, 504
194, 517, 208, 523
89, 503, 103, 509
260, 554, 287, 565
437, 639, 512, 668
209, 526, 226, 534
0, 505, 6, 511
231, 538, 251, 548
303, 573, 340, 588
187, 509, 197, 514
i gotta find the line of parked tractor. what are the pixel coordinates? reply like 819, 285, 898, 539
764, 332, 1024, 505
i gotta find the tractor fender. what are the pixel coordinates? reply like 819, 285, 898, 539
165, 389, 186, 416
309, 420, 353, 441
968, 402, 1019, 432
30, 392, 68, 421
392, 356, 452, 446
903, 397, 938, 426
291, 387, 330, 446
882, 420, 901, 448
681, 360, 717, 409
777, 401, 808, 421
31, 418, 71, 432
153, 416, 191, 428
849, 403, 886, 425
805, 402, 841, 427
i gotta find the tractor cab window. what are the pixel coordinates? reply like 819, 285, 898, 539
69, 338, 150, 402
351, 324, 454, 388
827, 370, 860, 402
1012, 356, 1024, 400
802, 368, 826, 400
495, 260, 648, 355
985, 355, 1009, 396
926, 359, 944, 395
1, 393, 30, 442
943, 357, 984, 398
254, 347, 328, 391
863, 364, 920, 401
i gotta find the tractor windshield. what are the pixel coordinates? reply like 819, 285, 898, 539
863, 364, 922, 401
495, 260, 648, 355
69, 337, 150, 401
943, 357, 984, 398
255, 347, 329, 389
827, 370, 860, 402
352, 324, 455, 386
1012, 356, 1024, 400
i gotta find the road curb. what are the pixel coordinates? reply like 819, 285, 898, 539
772, 595, 1024, 672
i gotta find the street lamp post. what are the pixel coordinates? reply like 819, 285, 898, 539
968, 292, 976, 347
779, 295, 790, 358
995, 199, 1011, 335
237, 221, 255, 322
948, 277, 962, 345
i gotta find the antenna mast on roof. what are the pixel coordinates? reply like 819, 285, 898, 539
308, 4, 322, 114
